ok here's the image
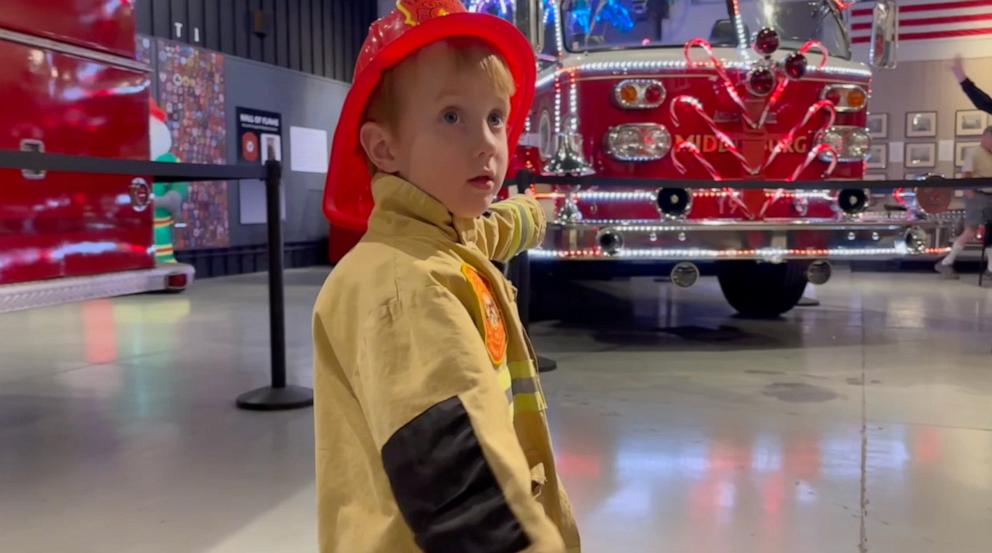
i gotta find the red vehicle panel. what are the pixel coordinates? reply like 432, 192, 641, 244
0, 37, 152, 285
0, 0, 137, 58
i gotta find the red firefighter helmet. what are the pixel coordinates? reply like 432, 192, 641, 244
323, 0, 537, 231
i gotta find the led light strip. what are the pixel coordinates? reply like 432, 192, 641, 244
534, 190, 835, 201
569, 69, 579, 132
729, 0, 749, 53
530, 246, 951, 259
537, 61, 872, 89
551, 0, 565, 56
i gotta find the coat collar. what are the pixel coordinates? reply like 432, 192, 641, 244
368, 173, 479, 244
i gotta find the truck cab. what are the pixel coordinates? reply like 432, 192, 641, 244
502, 0, 954, 317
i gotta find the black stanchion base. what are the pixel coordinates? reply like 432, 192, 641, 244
236, 385, 314, 411
537, 355, 558, 373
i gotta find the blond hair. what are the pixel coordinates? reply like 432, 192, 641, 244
365, 39, 516, 133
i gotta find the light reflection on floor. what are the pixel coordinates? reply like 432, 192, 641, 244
1, 267, 991, 552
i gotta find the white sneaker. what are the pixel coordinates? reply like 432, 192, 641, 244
934, 262, 959, 279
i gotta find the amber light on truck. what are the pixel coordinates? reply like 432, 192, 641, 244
816, 126, 871, 162
821, 84, 868, 112
606, 124, 672, 161
613, 79, 666, 109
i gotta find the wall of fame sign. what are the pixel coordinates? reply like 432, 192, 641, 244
156, 40, 230, 250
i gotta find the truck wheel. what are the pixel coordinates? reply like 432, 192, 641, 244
716, 261, 809, 318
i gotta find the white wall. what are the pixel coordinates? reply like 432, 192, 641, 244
868, 56, 992, 180
378, 0, 394, 18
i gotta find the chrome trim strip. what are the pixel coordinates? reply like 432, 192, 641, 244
0, 28, 150, 72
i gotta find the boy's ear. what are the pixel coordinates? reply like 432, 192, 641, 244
359, 121, 400, 174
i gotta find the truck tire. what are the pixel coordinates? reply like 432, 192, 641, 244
716, 261, 809, 318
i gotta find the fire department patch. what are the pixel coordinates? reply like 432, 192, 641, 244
396, 0, 464, 27
461, 264, 507, 366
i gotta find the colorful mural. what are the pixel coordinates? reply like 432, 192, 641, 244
156, 40, 230, 250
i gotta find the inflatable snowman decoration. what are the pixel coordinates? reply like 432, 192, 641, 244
149, 99, 189, 264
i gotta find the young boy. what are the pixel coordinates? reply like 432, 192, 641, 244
313, 2, 580, 552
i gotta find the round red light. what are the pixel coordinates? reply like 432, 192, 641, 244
645, 84, 664, 104
747, 67, 776, 97
784, 52, 808, 79
825, 89, 843, 105
754, 28, 780, 56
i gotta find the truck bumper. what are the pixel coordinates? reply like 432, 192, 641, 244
531, 218, 960, 262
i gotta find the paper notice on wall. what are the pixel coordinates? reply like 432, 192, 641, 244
890, 142, 904, 164
290, 126, 329, 174
938, 140, 954, 162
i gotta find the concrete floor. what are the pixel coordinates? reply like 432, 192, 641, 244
1, 266, 991, 553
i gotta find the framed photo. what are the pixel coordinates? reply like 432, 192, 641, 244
260, 133, 282, 163
955, 109, 986, 136
866, 143, 887, 169
864, 173, 887, 181
906, 111, 937, 138
956, 141, 979, 167
905, 142, 936, 168
867, 113, 888, 138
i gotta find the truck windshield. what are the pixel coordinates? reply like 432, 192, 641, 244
561, 0, 851, 59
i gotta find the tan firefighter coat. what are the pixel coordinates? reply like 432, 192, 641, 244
313, 174, 581, 553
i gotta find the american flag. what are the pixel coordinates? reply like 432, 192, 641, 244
850, 0, 992, 44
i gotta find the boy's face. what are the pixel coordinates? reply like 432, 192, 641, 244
361, 43, 511, 218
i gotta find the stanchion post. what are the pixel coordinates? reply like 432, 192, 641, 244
236, 160, 314, 410
514, 171, 557, 373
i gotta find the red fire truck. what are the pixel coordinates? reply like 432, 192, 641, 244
507, 0, 956, 317
0, 1, 191, 312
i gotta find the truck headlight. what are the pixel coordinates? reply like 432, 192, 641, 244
822, 84, 869, 112
606, 124, 672, 161
817, 126, 871, 162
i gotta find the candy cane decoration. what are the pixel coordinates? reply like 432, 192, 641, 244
683, 39, 758, 128
670, 142, 759, 217
671, 141, 723, 181
757, 40, 830, 127
763, 100, 837, 172
670, 95, 759, 175
788, 143, 839, 182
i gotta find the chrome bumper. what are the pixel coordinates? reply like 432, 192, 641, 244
532, 216, 961, 262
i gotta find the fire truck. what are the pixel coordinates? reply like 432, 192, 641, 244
0, 1, 192, 312
504, 0, 956, 317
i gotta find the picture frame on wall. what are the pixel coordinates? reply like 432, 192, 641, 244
905, 142, 936, 168
906, 111, 937, 138
867, 113, 888, 138
955, 109, 986, 136
956, 141, 979, 167
866, 143, 887, 169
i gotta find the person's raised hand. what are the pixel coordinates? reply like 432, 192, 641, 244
952, 55, 967, 83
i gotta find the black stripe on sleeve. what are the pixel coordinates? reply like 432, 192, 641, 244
381, 396, 532, 553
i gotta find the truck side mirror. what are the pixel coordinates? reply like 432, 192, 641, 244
869, 0, 898, 69
515, 0, 546, 54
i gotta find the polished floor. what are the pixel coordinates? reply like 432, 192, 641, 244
1, 267, 991, 553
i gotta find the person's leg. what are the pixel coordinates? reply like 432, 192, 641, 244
936, 225, 976, 278
943, 225, 978, 266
